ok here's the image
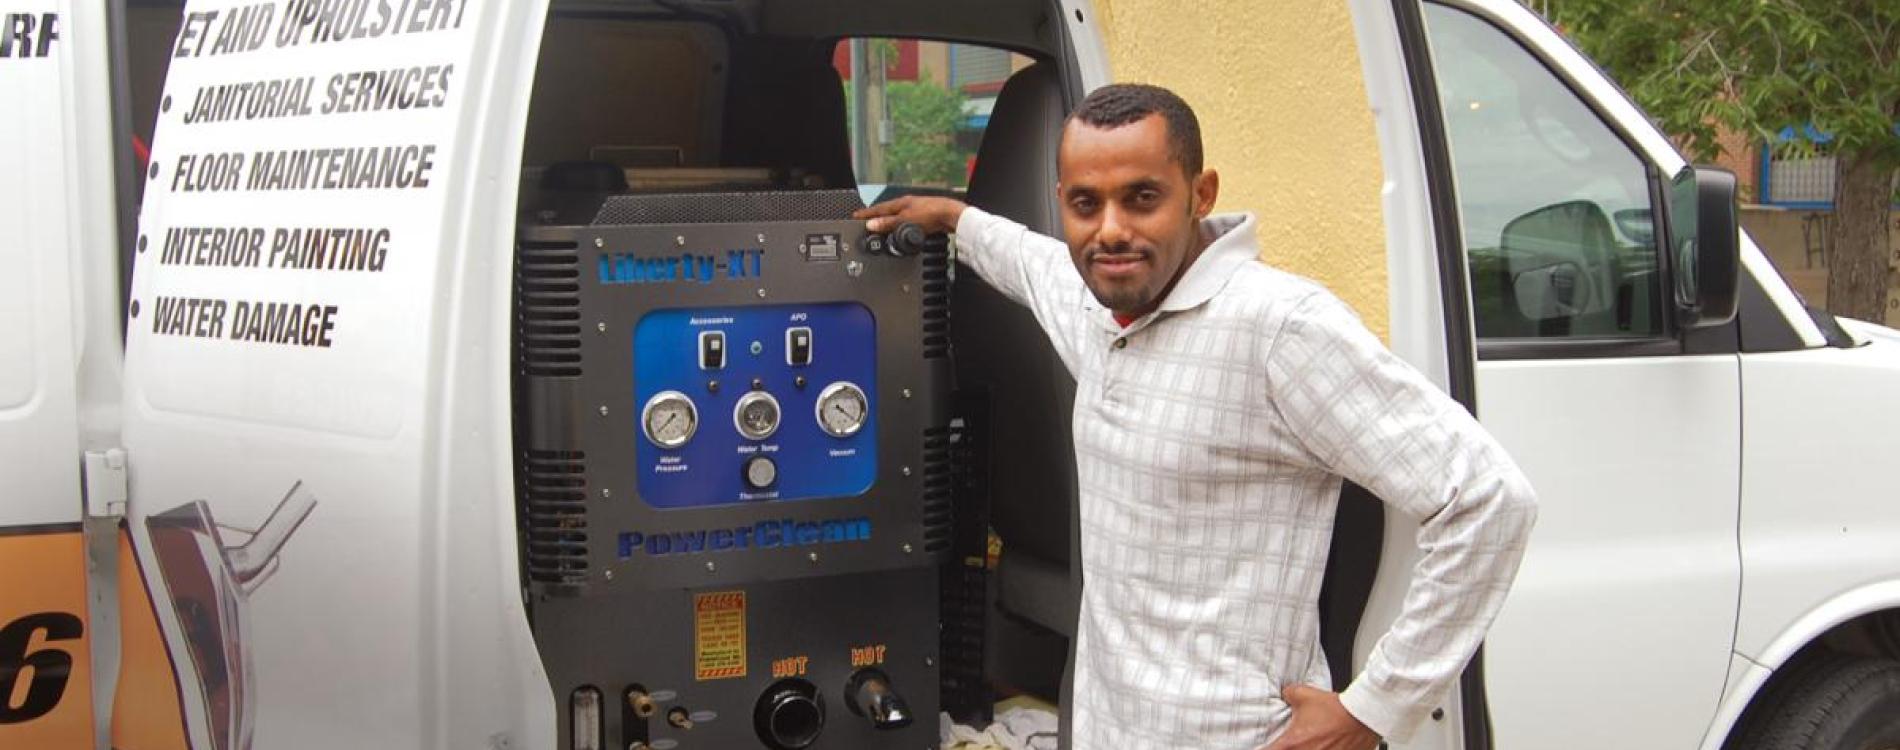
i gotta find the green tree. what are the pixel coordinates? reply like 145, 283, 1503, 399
1547, 0, 1900, 322
884, 80, 968, 186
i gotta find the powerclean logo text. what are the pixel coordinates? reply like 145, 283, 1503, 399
618, 517, 872, 559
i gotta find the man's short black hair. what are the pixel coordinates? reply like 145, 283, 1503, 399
1067, 83, 1205, 178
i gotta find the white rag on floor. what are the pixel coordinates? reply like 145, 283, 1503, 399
939, 705, 1060, 750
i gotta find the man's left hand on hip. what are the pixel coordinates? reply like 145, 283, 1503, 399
1260, 684, 1382, 750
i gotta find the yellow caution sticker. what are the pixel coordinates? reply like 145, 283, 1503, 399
693, 591, 747, 681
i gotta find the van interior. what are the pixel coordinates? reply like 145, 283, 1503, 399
112, 0, 1388, 736
511, 0, 1095, 723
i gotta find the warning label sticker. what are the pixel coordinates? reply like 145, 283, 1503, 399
693, 591, 747, 680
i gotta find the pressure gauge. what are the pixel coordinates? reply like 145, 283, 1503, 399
815, 382, 869, 438
733, 391, 782, 440
642, 391, 698, 449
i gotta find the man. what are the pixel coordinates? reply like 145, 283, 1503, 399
856, 84, 1537, 750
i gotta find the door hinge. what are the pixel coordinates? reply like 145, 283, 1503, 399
82, 447, 128, 518
79, 448, 127, 750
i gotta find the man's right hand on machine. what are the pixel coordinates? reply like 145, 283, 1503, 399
854, 196, 968, 235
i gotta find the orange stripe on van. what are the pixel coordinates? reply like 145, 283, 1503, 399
0, 527, 96, 749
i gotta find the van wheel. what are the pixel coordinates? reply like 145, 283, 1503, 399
1727, 655, 1900, 750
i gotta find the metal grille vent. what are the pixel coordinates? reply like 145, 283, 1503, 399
521, 449, 589, 586
938, 562, 989, 724
921, 243, 950, 359
938, 407, 990, 724
592, 189, 866, 225
516, 240, 583, 377
920, 425, 955, 551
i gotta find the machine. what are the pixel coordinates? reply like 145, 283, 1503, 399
513, 189, 956, 750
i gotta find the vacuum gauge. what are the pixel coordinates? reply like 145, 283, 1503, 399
815, 382, 868, 437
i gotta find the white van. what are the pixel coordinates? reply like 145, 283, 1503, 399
4, 0, 1897, 749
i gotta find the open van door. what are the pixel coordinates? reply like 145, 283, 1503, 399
1341, 1, 1503, 748
117, 0, 557, 747
1396, 2, 1751, 747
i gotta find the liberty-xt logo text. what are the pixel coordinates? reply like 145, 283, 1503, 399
598, 249, 764, 285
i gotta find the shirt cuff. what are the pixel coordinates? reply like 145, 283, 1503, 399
1339, 675, 1430, 743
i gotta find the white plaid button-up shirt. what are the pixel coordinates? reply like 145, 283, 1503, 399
954, 207, 1537, 749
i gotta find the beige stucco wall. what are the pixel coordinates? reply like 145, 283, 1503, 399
1092, 0, 1391, 337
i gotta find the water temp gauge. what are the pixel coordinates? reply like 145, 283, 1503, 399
734, 391, 782, 440
642, 391, 698, 448
815, 382, 868, 438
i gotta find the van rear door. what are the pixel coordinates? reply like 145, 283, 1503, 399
117, 0, 555, 747
1, 0, 96, 738
2, 0, 128, 746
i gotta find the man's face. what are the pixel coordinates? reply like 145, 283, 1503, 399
1056, 113, 1218, 317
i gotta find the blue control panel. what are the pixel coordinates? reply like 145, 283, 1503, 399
632, 303, 878, 509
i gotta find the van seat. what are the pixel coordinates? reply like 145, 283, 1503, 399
955, 61, 1078, 705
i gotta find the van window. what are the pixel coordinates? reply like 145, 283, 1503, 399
1425, 4, 1664, 340
836, 38, 1034, 205
516, 18, 1042, 225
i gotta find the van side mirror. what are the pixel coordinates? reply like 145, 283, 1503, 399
1665, 165, 1740, 328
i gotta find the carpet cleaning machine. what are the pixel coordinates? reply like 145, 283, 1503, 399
512, 189, 972, 750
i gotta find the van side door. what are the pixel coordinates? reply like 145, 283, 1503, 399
1413, 1, 1742, 747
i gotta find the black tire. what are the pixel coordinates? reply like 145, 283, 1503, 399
1727, 654, 1900, 750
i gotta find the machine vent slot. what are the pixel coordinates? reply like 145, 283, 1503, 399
939, 405, 990, 724
521, 449, 590, 586
939, 562, 989, 725
592, 189, 866, 225
517, 240, 584, 378
920, 425, 955, 551
921, 243, 951, 359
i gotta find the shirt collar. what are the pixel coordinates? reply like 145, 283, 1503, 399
1083, 212, 1259, 332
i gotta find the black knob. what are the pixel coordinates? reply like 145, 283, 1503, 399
743, 455, 778, 489
888, 223, 930, 257
755, 679, 825, 749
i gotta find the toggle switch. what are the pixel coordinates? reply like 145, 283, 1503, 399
786, 327, 813, 366
700, 330, 726, 370
667, 706, 695, 730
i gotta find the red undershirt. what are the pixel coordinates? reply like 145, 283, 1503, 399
1113, 313, 1137, 328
